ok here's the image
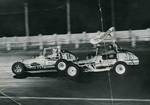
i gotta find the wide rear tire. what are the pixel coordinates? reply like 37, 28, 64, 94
12, 62, 26, 76
65, 64, 81, 79
55, 59, 68, 72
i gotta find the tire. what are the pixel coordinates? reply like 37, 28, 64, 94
55, 59, 68, 72
113, 62, 128, 75
65, 64, 81, 79
12, 62, 26, 76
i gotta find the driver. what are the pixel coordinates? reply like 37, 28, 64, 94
47, 48, 58, 59
112, 41, 118, 52
103, 43, 117, 55
108, 44, 116, 54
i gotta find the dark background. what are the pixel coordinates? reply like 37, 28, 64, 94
0, 0, 150, 36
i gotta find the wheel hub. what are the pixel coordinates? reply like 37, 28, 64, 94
115, 64, 126, 75
67, 66, 77, 77
14, 65, 22, 73
58, 62, 66, 71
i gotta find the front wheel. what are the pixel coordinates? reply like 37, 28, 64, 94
113, 62, 127, 75
65, 64, 81, 79
12, 62, 26, 76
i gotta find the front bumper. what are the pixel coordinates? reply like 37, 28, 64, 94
126, 59, 139, 65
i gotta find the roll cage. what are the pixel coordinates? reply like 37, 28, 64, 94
42, 46, 77, 61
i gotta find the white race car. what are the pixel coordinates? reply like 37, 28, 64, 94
55, 27, 139, 79
12, 46, 77, 76
64, 44, 139, 79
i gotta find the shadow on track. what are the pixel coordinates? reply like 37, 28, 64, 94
12, 71, 109, 83
13, 72, 61, 79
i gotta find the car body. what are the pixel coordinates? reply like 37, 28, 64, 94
62, 44, 139, 79
59, 27, 140, 79
77, 45, 139, 72
12, 46, 77, 75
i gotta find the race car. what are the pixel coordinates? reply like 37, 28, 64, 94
53, 27, 139, 79
64, 44, 139, 79
12, 46, 77, 76
12, 27, 139, 79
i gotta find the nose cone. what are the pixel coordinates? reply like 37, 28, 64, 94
130, 53, 139, 65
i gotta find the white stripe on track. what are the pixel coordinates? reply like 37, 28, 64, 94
0, 97, 149, 102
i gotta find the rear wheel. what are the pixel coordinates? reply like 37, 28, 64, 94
55, 59, 68, 72
113, 62, 127, 75
12, 62, 26, 76
65, 64, 81, 79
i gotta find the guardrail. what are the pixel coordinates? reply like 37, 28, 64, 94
0, 29, 150, 51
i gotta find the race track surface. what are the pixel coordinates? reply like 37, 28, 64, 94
0, 50, 150, 105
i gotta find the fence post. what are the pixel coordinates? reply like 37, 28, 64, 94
24, 36, 29, 50
112, 30, 116, 42
75, 32, 85, 49
38, 34, 43, 50
93, 31, 101, 48
6, 42, 11, 51
23, 42, 27, 50
53, 33, 57, 45
54, 33, 62, 47
67, 32, 71, 44
146, 28, 150, 41
75, 40, 79, 49
4, 37, 11, 51
129, 29, 136, 48
2, 37, 7, 51
2, 36, 6, 44
82, 31, 87, 43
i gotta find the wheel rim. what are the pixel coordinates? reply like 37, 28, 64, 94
115, 64, 126, 75
67, 66, 77, 77
57, 62, 66, 71
14, 65, 23, 73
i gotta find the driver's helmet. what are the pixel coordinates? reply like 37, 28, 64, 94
46, 48, 58, 58
52, 48, 58, 54
108, 44, 114, 50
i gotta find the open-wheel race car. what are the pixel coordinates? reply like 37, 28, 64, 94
12, 46, 78, 76
65, 44, 139, 79
12, 27, 139, 79
63, 27, 139, 79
